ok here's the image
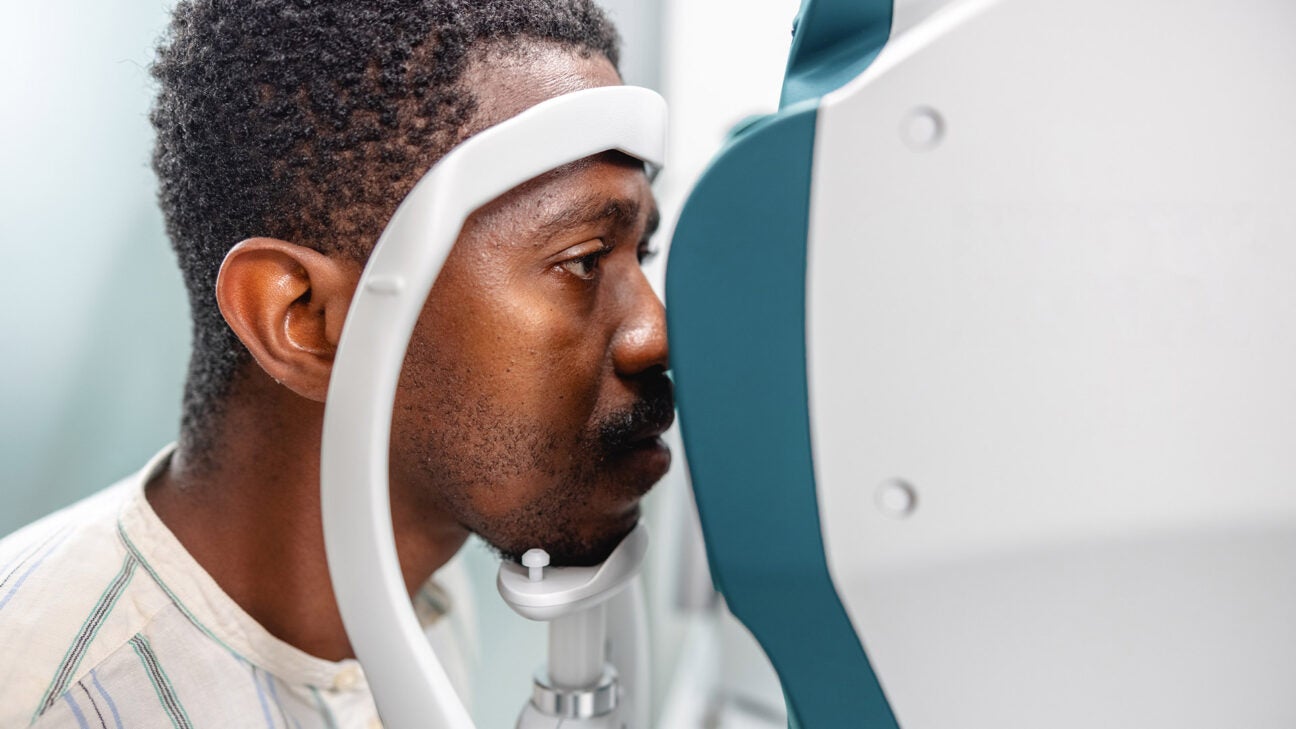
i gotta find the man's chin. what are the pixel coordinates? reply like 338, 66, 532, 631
490, 505, 641, 568
472, 435, 670, 568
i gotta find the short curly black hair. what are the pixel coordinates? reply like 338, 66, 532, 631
150, 0, 619, 459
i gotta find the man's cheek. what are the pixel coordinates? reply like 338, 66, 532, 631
496, 313, 605, 421
510, 367, 601, 441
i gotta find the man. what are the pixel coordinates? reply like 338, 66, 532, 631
0, 0, 673, 726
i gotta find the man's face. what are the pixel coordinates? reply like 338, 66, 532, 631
388, 44, 673, 566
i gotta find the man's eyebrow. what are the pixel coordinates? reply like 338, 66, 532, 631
535, 197, 648, 240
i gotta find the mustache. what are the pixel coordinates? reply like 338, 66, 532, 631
596, 373, 676, 453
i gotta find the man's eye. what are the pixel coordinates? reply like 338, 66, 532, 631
638, 244, 660, 264
559, 250, 607, 280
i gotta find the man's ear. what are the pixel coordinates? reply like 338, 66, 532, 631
215, 238, 359, 402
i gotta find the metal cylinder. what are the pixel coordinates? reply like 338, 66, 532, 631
548, 603, 607, 689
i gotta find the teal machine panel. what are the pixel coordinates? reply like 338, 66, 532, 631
665, 0, 897, 726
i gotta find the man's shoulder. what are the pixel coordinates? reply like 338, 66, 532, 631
0, 477, 137, 600
0, 476, 172, 726
1, 478, 130, 554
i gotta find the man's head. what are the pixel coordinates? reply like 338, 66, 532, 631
151, 0, 672, 565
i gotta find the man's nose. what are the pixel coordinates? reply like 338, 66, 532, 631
611, 267, 670, 377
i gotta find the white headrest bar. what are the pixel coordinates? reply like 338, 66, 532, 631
320, 85, 667, 729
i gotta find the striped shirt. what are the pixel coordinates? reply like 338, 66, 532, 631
0, 446, 475, 728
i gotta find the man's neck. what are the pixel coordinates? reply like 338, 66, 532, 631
146, 373, 469, 662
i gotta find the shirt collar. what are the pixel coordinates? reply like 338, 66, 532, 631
115, 443, 446, 691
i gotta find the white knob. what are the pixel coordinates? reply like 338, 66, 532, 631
875, 478, 918, 518
523, 548, 550, 582
900, 107, 945, 151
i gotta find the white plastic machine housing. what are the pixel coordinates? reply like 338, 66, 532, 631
319, 86, 666, 729
807, 0, 1296, 726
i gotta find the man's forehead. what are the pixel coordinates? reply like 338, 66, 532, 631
459, 40, 623, 136
449, 42, 655, 241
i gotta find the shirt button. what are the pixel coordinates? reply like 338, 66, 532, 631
333, 665, 362, 691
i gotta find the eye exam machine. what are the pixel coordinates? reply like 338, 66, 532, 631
320, 0, 1296, 727
668, 0, 1296, 727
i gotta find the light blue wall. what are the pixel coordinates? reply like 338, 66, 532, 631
0, 0, 189, 535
